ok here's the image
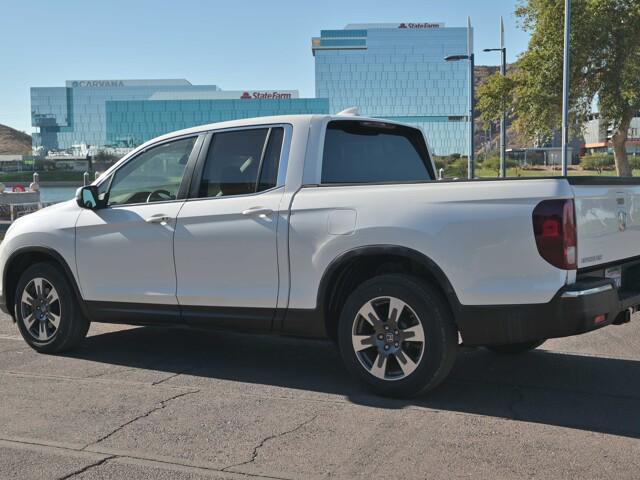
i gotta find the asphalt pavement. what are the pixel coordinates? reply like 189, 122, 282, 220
0, 313, 639, 479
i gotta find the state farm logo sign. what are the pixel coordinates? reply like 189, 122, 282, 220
240, 91, 293, 99
398, 22, 441, 29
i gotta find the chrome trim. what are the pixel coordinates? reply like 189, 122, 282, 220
561, 284, 614, 298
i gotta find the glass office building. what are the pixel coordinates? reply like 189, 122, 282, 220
312, 23, 471, 155
105, 97, 329, 146
31, 80, 327, 152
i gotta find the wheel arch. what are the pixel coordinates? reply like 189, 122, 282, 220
3, 246, 86, 318
317, 245, 462, 341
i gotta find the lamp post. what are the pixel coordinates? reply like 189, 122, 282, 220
483, 17, 507, 177
561, 0, 571, 176
445, 53, 475, 179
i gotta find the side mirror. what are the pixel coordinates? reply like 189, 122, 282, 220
76, 185, 104, 210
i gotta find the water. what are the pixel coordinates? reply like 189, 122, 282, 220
39, 186, 78, 204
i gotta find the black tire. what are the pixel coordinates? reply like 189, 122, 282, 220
14, 262, 89, 353
485, 340, 545, 355
338, 274, 457, 398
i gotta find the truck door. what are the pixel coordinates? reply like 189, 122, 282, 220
75, 135, 202, 322
173, 126, 288, 331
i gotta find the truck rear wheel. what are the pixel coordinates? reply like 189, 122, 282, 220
485, 340, 545, 354
14, 262, 89, 354
338, 274, 457, 398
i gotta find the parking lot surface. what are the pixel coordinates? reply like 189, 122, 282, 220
0, 314, 639, 479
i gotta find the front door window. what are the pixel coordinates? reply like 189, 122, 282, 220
107, 136, 196, 206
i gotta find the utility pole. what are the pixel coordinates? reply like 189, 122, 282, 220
561, 0, 571, 176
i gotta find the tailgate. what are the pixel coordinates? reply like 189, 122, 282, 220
570, 178, 640, 268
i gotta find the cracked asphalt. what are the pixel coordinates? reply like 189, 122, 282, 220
1, 314, 639, 479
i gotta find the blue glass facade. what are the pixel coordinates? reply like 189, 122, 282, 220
312, 24, 471, 155
31, 79, 224, 152
105, 98, 329, 146
31, 80, 326, 152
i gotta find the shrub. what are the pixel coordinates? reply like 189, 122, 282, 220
446, 158, 468, 178
581, 154, 615, 173
433, 158, 446, 173
482, 157, 501, 175
481, 156, 519, 176
628, 156, 640, 171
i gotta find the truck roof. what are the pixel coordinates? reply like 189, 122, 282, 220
142, 114, 418, 149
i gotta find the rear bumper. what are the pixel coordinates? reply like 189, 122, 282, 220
457, 279, 640, 346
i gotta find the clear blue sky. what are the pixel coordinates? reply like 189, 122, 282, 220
0, 0, 530, 133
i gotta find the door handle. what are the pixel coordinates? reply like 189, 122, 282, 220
242, 207, 273, 218
145, 214, 172, 225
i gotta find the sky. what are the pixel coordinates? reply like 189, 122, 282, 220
0, 0, 531, 134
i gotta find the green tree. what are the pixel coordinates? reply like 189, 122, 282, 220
477, 0, 640, 176
477, 74, 516, 131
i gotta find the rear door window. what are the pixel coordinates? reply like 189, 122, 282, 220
197, 127, 284, 198
321, 121, 433, 184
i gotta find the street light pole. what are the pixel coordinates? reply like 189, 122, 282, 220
483, 17, 508, 178
469, 52, 475, 179
468, 16, 474, 180
561, 0, 571, 176
444, 53, 476, 179
445, 18, 475, 179
500, 17, 507, 178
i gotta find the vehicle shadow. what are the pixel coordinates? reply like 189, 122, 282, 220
66, 325, 640, 439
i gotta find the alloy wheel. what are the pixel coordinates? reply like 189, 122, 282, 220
351, 296, 426, 381
20, 277, 61, 342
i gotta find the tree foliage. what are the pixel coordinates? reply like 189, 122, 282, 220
477, 0, 640, 176
477, 74, 515, 130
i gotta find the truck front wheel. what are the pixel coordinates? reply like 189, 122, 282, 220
338, 274, 457, 398
14, 262, 89, 354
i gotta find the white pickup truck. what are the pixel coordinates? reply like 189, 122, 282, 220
1, 114, 639, 397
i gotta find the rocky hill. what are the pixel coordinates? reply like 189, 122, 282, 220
0, 124, 32, 155
474, 65, 501, 89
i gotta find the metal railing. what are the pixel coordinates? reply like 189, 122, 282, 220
0, 172, 43, 221
7, 202, 56, 222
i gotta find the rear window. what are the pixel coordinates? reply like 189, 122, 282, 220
321, 120, 433, 184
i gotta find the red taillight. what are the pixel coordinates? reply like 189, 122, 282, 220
532, 199, 577, 270
593, 314, 607, 325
